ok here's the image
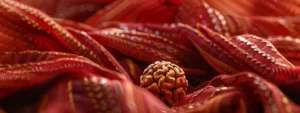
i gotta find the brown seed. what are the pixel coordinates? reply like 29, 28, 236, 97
140, 61, 188, 106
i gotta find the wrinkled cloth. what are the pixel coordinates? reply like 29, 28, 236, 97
1, 0, 300, 113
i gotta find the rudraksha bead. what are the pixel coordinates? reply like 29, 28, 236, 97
140, 61, 188, 105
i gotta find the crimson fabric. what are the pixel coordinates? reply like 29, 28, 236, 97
1, 0, 300, 113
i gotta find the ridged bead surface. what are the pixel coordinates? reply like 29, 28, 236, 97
140, 61, 188, 105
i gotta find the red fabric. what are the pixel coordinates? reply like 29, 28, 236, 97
1, 0, 300, 113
